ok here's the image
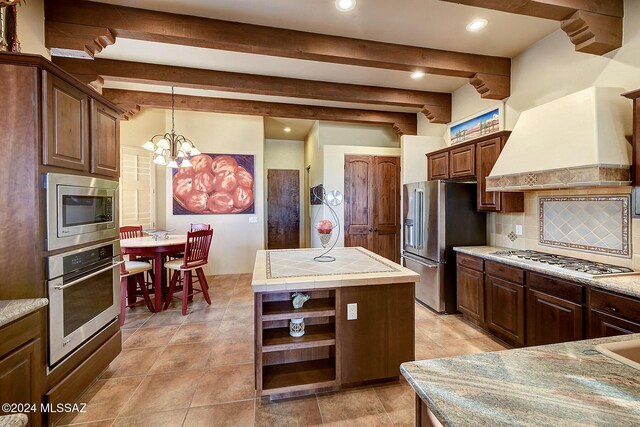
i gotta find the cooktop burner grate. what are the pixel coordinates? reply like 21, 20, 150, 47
491, 250, 634, 276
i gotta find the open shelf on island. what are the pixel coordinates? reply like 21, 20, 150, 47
262, 298, 336, 321
262, 358, 336, 395
262, 324, 336, 352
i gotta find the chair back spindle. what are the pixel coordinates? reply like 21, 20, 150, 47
120, 225, 144, 240
182, 230, 214, 269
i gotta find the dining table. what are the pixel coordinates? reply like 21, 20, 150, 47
120, 234, 187, 313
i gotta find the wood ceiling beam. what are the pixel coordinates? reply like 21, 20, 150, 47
45, 0, 511, 100
102, 89, 418, 136
440, 0, 623, 55
52, 57, 452, 123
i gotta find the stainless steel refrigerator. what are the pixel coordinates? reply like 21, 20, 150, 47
402, 181, 486, 313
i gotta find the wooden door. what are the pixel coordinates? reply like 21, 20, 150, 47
456, 266, 485, 324
485, 275, 525, 346
267, 169, 300, 249
526, 289, 583, 346
43, 71, 90, 171
588, 309, 640, 338
344, 156, 374, 251
91, 100, 120, 177
344, 155, 400, 262
427, 151, 449, 180
449, 145, 475, 178
373, 156, 401, 263
476, 137, 501, 212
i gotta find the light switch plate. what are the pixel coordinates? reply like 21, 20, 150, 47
249, 217, 258, 223
347, 303, 357, 320
515, 224, 523, 236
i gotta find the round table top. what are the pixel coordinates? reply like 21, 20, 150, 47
120, 234, 187, 248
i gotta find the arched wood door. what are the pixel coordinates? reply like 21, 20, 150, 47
344, 155, 400, 263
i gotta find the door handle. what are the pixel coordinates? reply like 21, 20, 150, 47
368, 228, 373, 232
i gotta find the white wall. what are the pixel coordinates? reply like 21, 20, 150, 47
16, 0, 50, 59
401, 135, 446, 185
264, 139, 305, 247
120, 109, 265, 275
319, 121, 399, 147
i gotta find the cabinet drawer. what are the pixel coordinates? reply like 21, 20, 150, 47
457, 253, 484, 272
486, 261, 524, 284
526, 272, 584, 304
589, 288, 640, 323
449, 145, 475, 178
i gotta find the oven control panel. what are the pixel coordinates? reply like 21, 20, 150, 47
63, 244, 114, 274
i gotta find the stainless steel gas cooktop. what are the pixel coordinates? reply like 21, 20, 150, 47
491, 250, 635, 278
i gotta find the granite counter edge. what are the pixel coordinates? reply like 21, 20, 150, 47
0, 298, 49, 328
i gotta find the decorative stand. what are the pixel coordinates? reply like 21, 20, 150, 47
311, 187, 343, 263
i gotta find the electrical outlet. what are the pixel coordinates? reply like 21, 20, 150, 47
347, 303, 358, 320
249, 217, 258, 223
515, 224, 523, 236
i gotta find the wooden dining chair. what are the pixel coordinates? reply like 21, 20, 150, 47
163, 229, 214, 315
190, 223, 211, 231
119, 225, 155, 286
119, 256, 155, 325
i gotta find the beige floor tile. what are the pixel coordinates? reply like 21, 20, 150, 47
184, 400, 255, 427
149, 342, 212, 373
190, 363, 255, 407
414, 337, 449, 361
170, 322, 221, 344
123, 326, 179, 349
255, 396, 323, 427
140, 310, 187, 328
318, 387, 392, 426
223, 304, 254, 323
101, 347, 165, 379
374, 382, 415, 426
436, 337, 492, 357
112, 409, 186, 427
185, 305, 227, 323
58, 376, 144, 425
119, 370, 203, 417
216, 320, 254, 341
208, 338, 254, 368
121, 312, 152, 329
120, 329, 135, 344
57, 420, 115, 427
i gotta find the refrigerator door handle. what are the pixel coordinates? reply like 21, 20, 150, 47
401, 253, 438, 268
416, 189, 425, 249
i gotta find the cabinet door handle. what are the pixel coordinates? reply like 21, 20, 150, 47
368, 228, 373, 232
609, 306, 618, 313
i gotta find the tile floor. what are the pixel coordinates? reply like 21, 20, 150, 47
58, 274, 509, 427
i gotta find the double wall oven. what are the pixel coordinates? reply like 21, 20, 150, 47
45, 173, 121, 368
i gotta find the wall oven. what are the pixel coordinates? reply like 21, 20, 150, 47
46, 173, 119, 251
46, 240, 122, 367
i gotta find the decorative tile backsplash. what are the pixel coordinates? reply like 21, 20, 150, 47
539, 195, 630, 257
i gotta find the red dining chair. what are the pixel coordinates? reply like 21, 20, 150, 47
119, 256, 155, 325
119, 225, 155, 286
163, 229, 214, 315
190, 223, 211, 231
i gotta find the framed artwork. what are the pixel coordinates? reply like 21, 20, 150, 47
447, 104, 504, 145
172, 153, 255, 215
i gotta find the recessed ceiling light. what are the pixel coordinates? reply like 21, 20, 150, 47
284, 127, 292, 133
335, 0, 356, 12
411, 71, 425, 80
466, 18, 488, 32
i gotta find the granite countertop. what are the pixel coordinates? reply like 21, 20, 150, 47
0, 414, 28, 427
251, 246, 419, 292
454, 246, 640, 299
0, 298, 48, 328
402, 333, 640, 427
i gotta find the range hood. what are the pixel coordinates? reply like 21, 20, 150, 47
486, 87, 632, 191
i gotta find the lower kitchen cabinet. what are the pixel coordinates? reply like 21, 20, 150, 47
456, 265, 484, 324
526, 289, 583, 346
485, 275, 525, 346
0, 311, 42, 427
588, 308, 640, 337
588, 288, 640, 338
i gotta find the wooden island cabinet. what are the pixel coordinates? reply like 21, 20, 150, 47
456, 252, 640, 348
253, 247, 418, 399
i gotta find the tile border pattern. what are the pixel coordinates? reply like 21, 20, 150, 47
538, 195, 630, 257
265, 247, 399, 279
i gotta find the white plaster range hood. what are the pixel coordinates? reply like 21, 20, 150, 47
486, 87, 632, 191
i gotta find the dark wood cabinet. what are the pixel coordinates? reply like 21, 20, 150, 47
526, 289, 583, 346
476, 137, 502, 211
427, 151, 449, 180
449, 145, 474, 178
91, 100, 120, 177
0, 312, 42, 427
588, 308, 640, 338
587, 288, 640, 338
43, 71, 91, 171
456, 265, 484, 324
485, 275, 525, 346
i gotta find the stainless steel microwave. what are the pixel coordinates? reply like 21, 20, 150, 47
45, 173, 119, 251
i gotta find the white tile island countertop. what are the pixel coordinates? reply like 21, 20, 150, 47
251, 247, 419, 292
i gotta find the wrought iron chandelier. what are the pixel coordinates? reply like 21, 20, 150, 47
142, 87, 200, 168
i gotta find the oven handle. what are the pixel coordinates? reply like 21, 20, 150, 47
53, 261, 123, 291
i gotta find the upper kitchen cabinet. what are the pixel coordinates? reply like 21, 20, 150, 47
43, 72, 91, 172
426, 131, 524, 213
91, 100, 121, 177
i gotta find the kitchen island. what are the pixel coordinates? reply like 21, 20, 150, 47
402, 333, 640, 427
252, 247, 419, 399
